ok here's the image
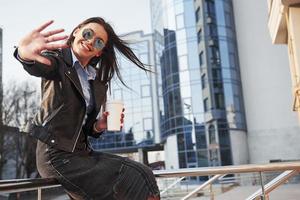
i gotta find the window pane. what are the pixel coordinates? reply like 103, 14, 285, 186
195, 7, 201, 22
204, 98, 209, 112
141, 85, 150, 97
143, 118, 152, 131
199, 51, 204, 66
201, 74, 206, 89
113, 89, 123, 100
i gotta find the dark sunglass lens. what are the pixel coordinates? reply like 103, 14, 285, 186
82, 29, 93, 40
94, 39, 105, 50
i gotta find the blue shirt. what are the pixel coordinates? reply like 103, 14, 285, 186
71, 50, 96, 125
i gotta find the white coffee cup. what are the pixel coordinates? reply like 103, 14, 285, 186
105, 100, 124, 131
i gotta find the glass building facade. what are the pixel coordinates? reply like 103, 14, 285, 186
151, 0, 247, 170
90, 31, 162, 151
195, 0, 246, 166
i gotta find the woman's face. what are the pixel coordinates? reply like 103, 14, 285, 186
72, 22, 108, 65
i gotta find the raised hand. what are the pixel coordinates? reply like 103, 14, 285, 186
18, 20, 69, 66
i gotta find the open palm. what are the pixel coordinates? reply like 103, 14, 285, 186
18, 20, 68, 65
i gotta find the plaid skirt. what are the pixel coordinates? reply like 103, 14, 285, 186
36, 141, 160, 200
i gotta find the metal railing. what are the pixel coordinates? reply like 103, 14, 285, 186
160, 176, 186, 196
0, 178, 61, 200
180, 174, 225, 200
0, 162, 299, 200
154, 162, 300, 200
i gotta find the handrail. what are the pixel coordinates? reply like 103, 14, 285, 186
0, 162, 299, 199
245, 170, 299, 200
282, 0, 300, 6
181, 174, 225, 200
154, 162, 300, 200
153, 162, 300, 177
160, 176, 185, 195
0, 178, 60, 193
0, 178, 58, 185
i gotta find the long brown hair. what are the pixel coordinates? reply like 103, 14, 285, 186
67, 17, 150, 86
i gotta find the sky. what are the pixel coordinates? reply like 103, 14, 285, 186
0, 0, 152, 88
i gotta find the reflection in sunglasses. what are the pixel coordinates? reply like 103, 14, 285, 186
82, 28, 105, 51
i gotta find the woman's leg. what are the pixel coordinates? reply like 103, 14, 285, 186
37, 142, 160, 200
37, 141, 92, 199
112, 156, 160, 200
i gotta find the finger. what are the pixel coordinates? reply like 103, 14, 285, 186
46, 35, 68, 43
35, 55, 51, 66
102, 112, 109, 118
35, 20, 54, 32
45, 43, 69, 50
98, 122, 107, 130
42, 29, 65, 37
61, 43, 69, 49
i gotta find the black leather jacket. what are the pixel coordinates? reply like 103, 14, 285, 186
14, 48, 108, 152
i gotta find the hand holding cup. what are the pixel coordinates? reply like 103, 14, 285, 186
94, 101, 125, 132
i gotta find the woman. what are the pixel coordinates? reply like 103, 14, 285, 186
14, 17, 160, 200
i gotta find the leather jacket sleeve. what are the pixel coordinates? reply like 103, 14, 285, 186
83, 111, 104, 138
14, 48, 59, 80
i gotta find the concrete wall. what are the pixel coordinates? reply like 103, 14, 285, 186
164, 134, 179, 169
232, 0, 300, 163
230, 130, 249, 165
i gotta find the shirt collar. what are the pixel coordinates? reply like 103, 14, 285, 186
71, 49, 97, 81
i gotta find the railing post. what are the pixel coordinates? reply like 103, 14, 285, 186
37, 187, 42, 200
181, 174, 224, 200
209, 183, 214, 200
246, 170, 299, 200
259, 172, 266, 200
160, 177, 185, 196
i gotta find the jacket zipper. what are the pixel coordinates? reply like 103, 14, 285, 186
65, 72, 87, 152
42, 104, 64, 126
71, 109, 86, 152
